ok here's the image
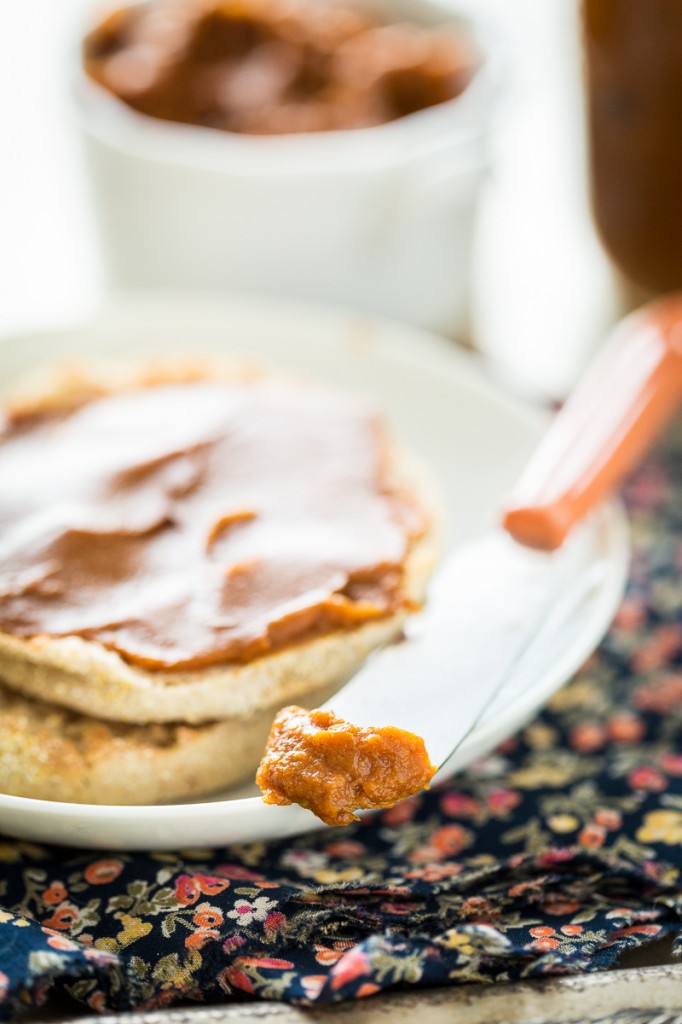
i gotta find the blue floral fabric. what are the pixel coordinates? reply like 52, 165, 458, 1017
2, 445, 682, 1017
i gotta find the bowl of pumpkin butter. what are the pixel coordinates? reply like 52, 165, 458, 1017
74, 0, 495, 338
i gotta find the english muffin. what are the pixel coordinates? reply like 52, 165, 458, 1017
0, 360, 440, 802
0, 677, 338, 804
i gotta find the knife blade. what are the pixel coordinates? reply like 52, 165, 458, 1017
325, 523, 605, 769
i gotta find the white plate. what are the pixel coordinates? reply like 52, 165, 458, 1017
0, 293, 628, 849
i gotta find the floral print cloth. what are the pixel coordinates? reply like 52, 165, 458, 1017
2, 444, 682, 1018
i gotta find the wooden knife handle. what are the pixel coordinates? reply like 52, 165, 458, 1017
502, 295, 682, 550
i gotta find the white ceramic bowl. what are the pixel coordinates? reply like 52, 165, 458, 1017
73, 0, 496, 339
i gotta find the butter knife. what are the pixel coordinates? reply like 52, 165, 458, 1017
325, 295, 682, 770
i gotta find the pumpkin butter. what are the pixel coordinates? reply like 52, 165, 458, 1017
83, 0, 478, 136
257, 705, 437, 825
0, 380, 424, 671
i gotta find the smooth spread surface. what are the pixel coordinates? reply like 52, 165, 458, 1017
0, 381, 422, 670
83, 0, 478, 135
256, 705, 437, 825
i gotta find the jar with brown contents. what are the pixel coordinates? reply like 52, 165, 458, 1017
583, 0, 682, 294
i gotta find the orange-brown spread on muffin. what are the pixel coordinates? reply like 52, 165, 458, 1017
256, 705, 437, 825
0, 380, 425, 671
83, 0, 478, 135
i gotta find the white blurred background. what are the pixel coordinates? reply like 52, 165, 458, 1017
0, 0, 617, 399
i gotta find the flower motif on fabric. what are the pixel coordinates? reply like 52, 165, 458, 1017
226, 897, 277, 926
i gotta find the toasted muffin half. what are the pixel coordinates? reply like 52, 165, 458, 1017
0, 677, 341, 805
0, 360, 441, 727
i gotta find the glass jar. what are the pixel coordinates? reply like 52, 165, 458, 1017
583, 0, 682, 294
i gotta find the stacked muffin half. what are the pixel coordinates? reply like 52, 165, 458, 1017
0, 362, 439, 804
